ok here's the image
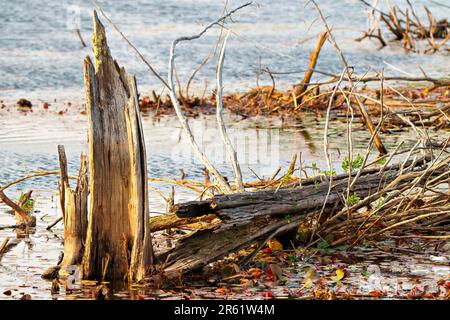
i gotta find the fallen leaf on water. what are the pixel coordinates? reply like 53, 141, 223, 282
215, 287, 228, 295
422, 292, 434, 299
261, 291, 274, 298
268, 239, 283, 251
369, 290, 385, 297
330, 269, 345, 282
303, 277, 315, 289
302, 267, 318, 289
407, 287, 423, 299
248, 267, 262, 279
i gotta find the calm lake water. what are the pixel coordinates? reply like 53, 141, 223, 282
0, 0, 449, 300
0, 0, 449, 100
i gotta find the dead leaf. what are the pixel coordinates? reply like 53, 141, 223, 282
330, 269, 345, 282
248, 268, 262, 279
369, 290, 385, 297
269, 264, 283, 280
261, 291, 274, 299
215, 287, 228, 295
268, 239, 283, 251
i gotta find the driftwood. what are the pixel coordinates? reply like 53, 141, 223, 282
157, 158, 432, 279
215, 31, 245, 192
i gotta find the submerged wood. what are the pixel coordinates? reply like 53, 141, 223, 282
81, 11, 153, 283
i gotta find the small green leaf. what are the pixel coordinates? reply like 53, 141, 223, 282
317, 240, 330, 249
348, 192, 360, 206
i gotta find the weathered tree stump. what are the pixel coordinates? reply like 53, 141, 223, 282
57, 146, 88, 278
42, 148, 88, 280
81, 11, 153, 283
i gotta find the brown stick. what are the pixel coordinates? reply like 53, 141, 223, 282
46, 217, 63, 231
0, 237, 10, 257
293, 31, 328, 102
76, 29, 87, 47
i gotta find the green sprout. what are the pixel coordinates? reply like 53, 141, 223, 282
18, 193, 35, 214
342, 153, 363, 172
348, 192, 361, 206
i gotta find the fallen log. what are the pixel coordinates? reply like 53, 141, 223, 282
158, 216, 303, 280
158, 158, 435, 279
173, 157, 429, 218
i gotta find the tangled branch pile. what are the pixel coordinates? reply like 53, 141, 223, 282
357, 0, 450, 53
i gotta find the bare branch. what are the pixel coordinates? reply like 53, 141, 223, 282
216, 30, 245, 192
166, 3, 252, 194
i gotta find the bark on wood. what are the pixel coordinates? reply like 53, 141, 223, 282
81, 11, 153, 283
149, 214, 217, 232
